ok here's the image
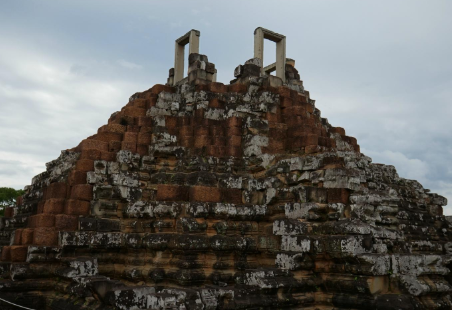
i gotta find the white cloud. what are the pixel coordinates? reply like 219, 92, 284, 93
117, 59, 142, 70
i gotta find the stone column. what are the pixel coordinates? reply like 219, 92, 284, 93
174, 29, 201, 85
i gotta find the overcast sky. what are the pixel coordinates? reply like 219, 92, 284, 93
1, 0, 451, 213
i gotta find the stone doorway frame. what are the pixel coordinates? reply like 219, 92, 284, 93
173, 29, 200, 85
254, 27, 286, 82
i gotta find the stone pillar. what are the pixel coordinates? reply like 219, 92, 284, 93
253, 27, 286, 83
174, 29, 201, 85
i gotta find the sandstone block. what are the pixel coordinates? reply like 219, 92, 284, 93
95, 132, 123, 142
43, 198, 65, 214
138, 132, 152, 144
123, 107, 146, 118
331, 127, 346, 136
45, 182, 67, 199
65, 199, 90, 215
228, 83, 248, 93
55, 214, 78, 231
189, 186, 221, 203
100, 151, 116, 161
10, 245, 28, 262
75, 159, 95, 172
156, 185, 189, 202
70, 184, 93, 201
29, 214, 55, 228
109, 140, 122, 152
80, 149, 102, 160
124, 132, 138, 143
14, 228, 23, 245
21, 229, 34, 245
1, 246, 11, 261
33, 227, 58, 246
221, 188, 242, 204
77, 139, 109, 152
121, 141, 137, 153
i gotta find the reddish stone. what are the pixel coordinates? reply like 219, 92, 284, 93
43, 198, 65, 214
228, 83, 248, 93
212, 136, 226, 146
77, 139, 109, 152
99, 124, 126, 134
94, 132, 123, 143
330, 127, 346, 136
305, 145, 320, 154
227, 135, 242, 147
33, 227, 58, 246
13, 228, 23, 245
277, 86, 291, 98
10, 245, 28, 262
123, 107, 146, 118
189, 186, 221, 203
109, 140, 122, 152
210, 126, 225, 137
16, 196, 23, 206
343, 136, 358, 146
75, 159, 94, 172
136, 144, 149, 156
280, 97, 293, 108
29, 213, 55, 228
226, 146, 242, 157
55, 214, 78, 231
65, 199, 90, 215
156, 185, 189, 202
149, 84, 174, 95
208, 82, 228, 93
221, 188, 242, 204
194, 135, 211, 148
131, 98, 146, 108
165, 116, 178, 129
180, 126, 194, 137
268, 139, 285, 151
124, 132, 138, 143
227, 116, 242, 128
282, 106, 306, 116
1, 246, 11, 261
80, 149, 102, 160
266, 112, 281, 123
100, 151, 117, 161
137, 116, 153, 127
127, 125, 140, 132
21, 229, 34, 245
226, 127, 242, 136
179, 136, 194, 148
45, 182, 67, 199
209, 98, 225, 109
37, 201, 45, 214
140, 126, 153, 134
121, 141, 137, 153
194, 126, 209, 136
138, 132, 152, 144
71, 184, 93, 201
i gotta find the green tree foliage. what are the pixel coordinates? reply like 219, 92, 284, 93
0, 187, 25, 216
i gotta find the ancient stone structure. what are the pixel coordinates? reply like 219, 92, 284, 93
0, 28, 451, 310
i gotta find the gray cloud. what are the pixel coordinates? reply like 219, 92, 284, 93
1, 0, 451, 213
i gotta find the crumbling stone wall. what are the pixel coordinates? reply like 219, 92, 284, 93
0, 51, 450, 310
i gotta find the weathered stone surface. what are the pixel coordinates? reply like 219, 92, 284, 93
1, 29, 451, 310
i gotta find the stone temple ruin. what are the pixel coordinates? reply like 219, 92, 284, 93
0, 27, 451, 310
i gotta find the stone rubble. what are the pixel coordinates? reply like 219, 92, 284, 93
0, 30, 450, 310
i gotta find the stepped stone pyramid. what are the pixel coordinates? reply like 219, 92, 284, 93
0, 28, 451, 310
